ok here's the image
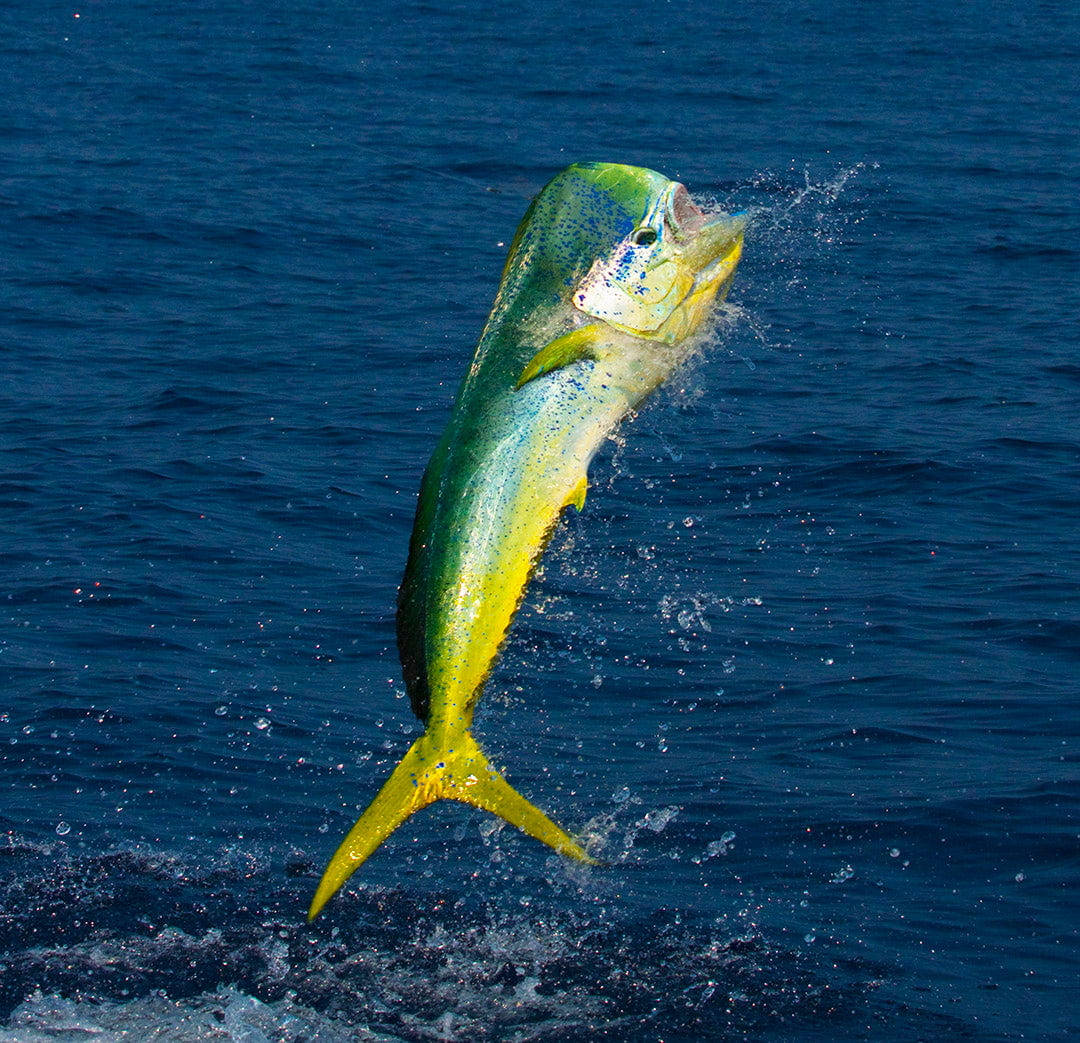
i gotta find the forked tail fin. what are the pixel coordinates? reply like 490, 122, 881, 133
308, 729, 596, 920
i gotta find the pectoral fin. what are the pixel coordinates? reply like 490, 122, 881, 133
516, 325, 604, 389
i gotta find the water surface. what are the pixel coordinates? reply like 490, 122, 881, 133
1, 0, 1077, 1038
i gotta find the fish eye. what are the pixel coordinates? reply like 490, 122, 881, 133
631, 227, 658, 247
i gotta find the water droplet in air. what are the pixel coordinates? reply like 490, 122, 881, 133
56, 822, 71, 836
254, 717, 270, 730
705, 830, 736, 858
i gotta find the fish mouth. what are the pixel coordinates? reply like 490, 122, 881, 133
691, 213, 746, 296
665, 183, 747, 285
667, 183, 710, 235
641, 185, 745, 344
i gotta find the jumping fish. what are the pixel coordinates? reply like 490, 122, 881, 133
309, 162, 745, 919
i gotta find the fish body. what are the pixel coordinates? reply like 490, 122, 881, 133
310, 163, 744, 918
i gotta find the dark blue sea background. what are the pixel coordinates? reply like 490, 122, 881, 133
2, 0, 1077, 1038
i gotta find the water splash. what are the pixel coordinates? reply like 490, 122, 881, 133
0, 839, 885, 1040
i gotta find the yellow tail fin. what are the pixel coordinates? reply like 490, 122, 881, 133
308, 729, 596, 920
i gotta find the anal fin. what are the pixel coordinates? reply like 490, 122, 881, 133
565, 475, 587, 512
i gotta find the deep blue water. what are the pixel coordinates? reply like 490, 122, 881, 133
2, 0, 1078, 1038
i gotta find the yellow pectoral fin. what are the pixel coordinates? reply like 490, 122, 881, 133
515, 325, 604, 389
308, 729, 596, 920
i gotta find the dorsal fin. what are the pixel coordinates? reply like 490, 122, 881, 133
515, 325, 604, 389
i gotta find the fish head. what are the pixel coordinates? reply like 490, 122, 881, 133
482, 164, 745, 391
499, 165, 744, 349
571, 170, 746, 345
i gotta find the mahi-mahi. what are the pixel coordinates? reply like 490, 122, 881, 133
309, 162, 745, 919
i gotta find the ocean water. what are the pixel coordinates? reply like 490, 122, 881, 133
2, 0, 1077, 1039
